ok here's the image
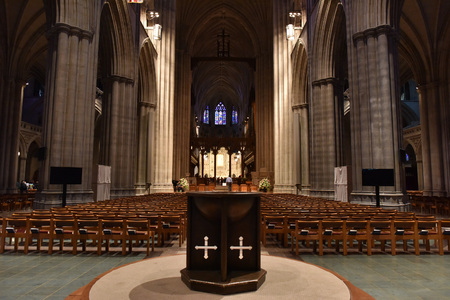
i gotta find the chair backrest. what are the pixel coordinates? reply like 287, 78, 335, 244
345, 220, 369, 230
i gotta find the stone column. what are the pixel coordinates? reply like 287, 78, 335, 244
272, 0, 295, 193
37, 13, 100, 207
349, 25, 404, 203
151, 0, 176, 193
310, 79, 339, 199
418, 82, 446, 196
228, 150, 232, 177
201, 150, 205, 178
213, 150, 217, 179
0, 78, 25, 193
100, 76, 136, 198
173, 50, 191, 180
135, 102, 155, 195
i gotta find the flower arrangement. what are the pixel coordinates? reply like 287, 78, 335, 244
258, 178, 271, 192
178, 178, 189, 191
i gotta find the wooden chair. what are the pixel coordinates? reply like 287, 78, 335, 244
76, 218, 101, 254
158, 214, 183, 246
50, 218, 77, 254
415, 220, 440, 254
1, 217, 28, 253
391, 220, 418, 255
231, 184, 239, 192
124, 219, 155, 255
343, 220, 371, 255
240, 184, 248, 192
369, 219, 393, 254
1, 195, 14, 212
25, 218, 53, 253
291, 220, 321, 255
262, 215, 288, 247
320, 220, 345, 255
198, 184, 206, 191
99, 219, 126, 255
438, 219, 450, 255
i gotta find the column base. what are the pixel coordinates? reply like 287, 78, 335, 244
181, 268, 266, 295
34, 190, 94, 208
150, 183, 174, 193
310, 189, 335, 200
110, 188, 136, 199
273, 184, 296, 194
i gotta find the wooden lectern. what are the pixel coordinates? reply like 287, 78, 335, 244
181, 192, 266, 294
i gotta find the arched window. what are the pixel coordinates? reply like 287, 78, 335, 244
232, 107, 238, 124
203, 106, 209, 124
215, 102, 226, 125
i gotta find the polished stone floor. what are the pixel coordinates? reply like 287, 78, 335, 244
0, 236, 449, 300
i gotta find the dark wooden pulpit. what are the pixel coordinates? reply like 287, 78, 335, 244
181, 192, 266, 294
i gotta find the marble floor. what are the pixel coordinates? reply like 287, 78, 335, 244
0, 236, 449, 300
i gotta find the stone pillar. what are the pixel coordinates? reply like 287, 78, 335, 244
136, 102, 155, 195
349, 25, 404, 203
228, 150, 232, 177
213, 150, 217, 179
0, 78, 25, 193
100, 76, 136, 199
37, 12, 101, 207
201, 150, 205, 178
173, 50, 191, 180
293, 104, 311, 195
310, 79, 339, 199
151, 0, 176, 193
272, 0, 295, 193
418, 82, 446, 196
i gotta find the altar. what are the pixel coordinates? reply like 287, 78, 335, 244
181, 192, 266, 294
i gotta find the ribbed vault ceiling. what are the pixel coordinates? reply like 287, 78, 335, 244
176, 0, 272, 119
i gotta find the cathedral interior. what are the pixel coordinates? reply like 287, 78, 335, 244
1, 1, 450, 299
0, 0, 449, 206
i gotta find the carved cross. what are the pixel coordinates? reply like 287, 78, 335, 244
195, 236, 217, 259
230, 236, 252, 259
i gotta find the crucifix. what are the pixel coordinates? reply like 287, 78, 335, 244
230, 236, 252, 259
217, 29, 230, 57
195, 236, 217, 259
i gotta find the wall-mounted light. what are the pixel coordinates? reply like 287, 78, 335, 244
153, 24, 162, 40
146, 10, 159, 20
286, 10, 302, 41
286, 24, 295, 40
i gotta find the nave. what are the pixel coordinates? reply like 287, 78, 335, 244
1, 193, 450, 299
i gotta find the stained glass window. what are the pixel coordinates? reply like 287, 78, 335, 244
203, 106, 209, 124
215, 102, 226, 125
232, 107, 238, 124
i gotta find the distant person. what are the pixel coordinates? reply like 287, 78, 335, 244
20, 180, 28, 194
226, 176, 232, 192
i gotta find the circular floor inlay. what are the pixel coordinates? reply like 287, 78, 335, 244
89, 255, 351, 300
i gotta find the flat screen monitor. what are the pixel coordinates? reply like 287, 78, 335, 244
362, 169, 394, 186
50, 167, 82, 185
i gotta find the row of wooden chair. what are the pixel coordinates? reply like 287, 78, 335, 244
0, 213, 188, 255
410, 195, 450, 216
0, 193, 34, 211
289, 219, 450, 256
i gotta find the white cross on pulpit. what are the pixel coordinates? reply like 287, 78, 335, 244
230, 236, 252, 259
195, 236, 217, 259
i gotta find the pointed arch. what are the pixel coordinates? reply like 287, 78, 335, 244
311, 0, 346, 80
99, 0, 135, 78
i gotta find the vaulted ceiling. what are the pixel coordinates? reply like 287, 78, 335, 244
176, 0, 272, 119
